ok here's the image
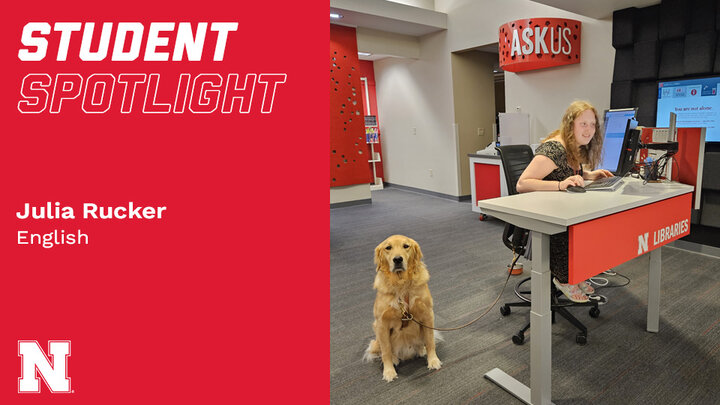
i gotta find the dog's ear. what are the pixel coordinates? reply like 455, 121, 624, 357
410, 238, 423, 264
374, 241, 387, 272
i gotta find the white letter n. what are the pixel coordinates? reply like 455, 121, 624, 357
18, 340, 71, 393
638, 233, 649, 255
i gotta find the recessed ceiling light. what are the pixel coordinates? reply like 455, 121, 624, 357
330, 13, 343, 19
358, 52, 372, 57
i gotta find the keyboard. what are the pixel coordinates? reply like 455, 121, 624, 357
584, 176, 623, 191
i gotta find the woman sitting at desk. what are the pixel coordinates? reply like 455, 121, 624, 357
516, 100, 614, 302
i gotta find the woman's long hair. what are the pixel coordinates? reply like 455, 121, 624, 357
544, 100, 603, 170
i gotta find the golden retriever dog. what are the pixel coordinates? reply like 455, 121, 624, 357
363, 235, 442, 382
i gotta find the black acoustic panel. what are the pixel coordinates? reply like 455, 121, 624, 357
700, 190, 720, 227
611, 81, 633, 109
634, 5, 659, 42
632, 80, 658, 127
660, 0, 689, 40
702, 152, 720, 190
684, 31, 717, 75
613, 7, 636, 48
633, 40, 660, 80
613, 47, 634, 82
659, 39, 685, 79
688, 0, 716, 33
715, 32, 720, 72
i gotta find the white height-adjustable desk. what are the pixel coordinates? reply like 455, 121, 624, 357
477, 178, 694, 405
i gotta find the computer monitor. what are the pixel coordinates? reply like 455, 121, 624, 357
657, 76, 720, 143
599, 108, 638, 174
617, 122, 641, 177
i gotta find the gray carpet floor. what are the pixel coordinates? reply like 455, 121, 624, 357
330, 187, 720, 404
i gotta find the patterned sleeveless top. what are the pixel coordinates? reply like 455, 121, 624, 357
534, 140, 583, 181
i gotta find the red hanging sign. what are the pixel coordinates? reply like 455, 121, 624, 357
499, 18, 581, 73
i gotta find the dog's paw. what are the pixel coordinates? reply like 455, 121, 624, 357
382, 367, 398, 382
392, 355, 399, 366
427, 356, 442, 370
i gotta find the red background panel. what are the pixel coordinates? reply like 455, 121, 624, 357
568, 193, 691, 284
1, 1, 327, 403
330, 25, 371, 187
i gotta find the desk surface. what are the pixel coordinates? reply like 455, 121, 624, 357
477, 177, 694, 227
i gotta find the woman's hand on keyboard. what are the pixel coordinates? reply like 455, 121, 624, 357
586, 169, 614, 180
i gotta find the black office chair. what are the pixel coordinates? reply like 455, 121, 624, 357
495, 145, 600, 346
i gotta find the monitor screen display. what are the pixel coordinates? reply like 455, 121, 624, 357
657, 76, 720, 142
600, 108, 637, 173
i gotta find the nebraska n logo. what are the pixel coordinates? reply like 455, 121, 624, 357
18, 340, 71, 393
638, 232, 649, 255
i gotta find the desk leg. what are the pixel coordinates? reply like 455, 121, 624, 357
530, 232, 552, 405
647, 248, 661, 333
484, 232, 553, 405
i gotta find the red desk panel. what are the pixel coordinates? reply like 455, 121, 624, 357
568, 193, 691, 284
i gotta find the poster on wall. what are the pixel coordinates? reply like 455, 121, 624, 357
365, 114, 379, 143
1, 1, 327, 403
366, 126, 379, 143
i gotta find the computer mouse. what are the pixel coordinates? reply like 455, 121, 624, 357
566, 185, 586, 193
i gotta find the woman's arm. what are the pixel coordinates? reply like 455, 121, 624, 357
517, 155, 584, 192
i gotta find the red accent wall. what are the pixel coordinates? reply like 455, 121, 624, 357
330, 25, 371, 187
358, 60, 384, 180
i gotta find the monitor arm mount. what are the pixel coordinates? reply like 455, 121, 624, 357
638, 141, 678, 155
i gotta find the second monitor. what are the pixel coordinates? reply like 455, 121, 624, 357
599, 108, 637, 175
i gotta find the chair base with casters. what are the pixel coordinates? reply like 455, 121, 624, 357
500, 277, 600, 345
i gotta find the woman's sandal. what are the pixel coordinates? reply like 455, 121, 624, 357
553, 278, 589, 303
578, 281, 595, 295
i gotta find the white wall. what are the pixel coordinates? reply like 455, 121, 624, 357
330, 184, 371, 204
372, 0, 615, 197
438, 0, 615, 143
503, 18, 614, 143
375, 30, 458, 196
387, 0, 435, 10
356, 27, 420, 59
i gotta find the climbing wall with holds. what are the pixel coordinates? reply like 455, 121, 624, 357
330, 24, 371, 187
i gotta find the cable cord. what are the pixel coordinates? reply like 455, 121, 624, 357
408, 254, 520, 331
410, 262, 630, 331
642, 151, 678, 184
588, 277, 609, 286
588, 270, 631, 289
